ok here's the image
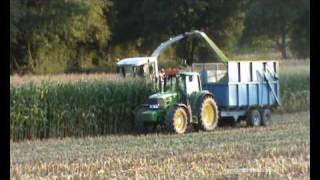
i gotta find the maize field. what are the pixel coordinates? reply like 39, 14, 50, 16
10, 60, 309, 141
10, 78, 154, 141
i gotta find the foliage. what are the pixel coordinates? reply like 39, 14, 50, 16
11, 0, 310, 74
289, 3, 310, 58
241, 0, 310, 59
10, 0, 111, 74
278, 74, 309, 112
107, 0, 248, 59
10, 78, 154, 141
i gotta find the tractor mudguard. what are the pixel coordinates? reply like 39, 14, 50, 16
197, 92, 214, 106
190, 91, 214, 109
174, 103, 192, 123
191, 91, 215, 118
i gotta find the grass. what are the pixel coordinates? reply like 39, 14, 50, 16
10, 111, 310, 179
278, 60, 310, 113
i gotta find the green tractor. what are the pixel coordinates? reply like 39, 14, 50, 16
134, 72, 219, 134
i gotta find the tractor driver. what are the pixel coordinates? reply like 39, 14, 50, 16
159, 68, 166, 92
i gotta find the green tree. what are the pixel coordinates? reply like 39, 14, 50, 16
141, 0, 248, 52
289, 0, 310, 58
10, 0, 111, 74
107, 0, 248, 63
10, 0, 21, 73
241, 0, 309, 59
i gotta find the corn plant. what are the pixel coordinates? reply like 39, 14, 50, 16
10, 78, 153, 141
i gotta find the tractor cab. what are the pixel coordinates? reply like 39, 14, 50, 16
178, 72, 202, 95
117, 57, 158, 79
162, 72, 201, 95
148, 72, 203, 111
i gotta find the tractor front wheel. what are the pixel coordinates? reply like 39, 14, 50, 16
165, 106, 188, 134
198, 96, 219, 131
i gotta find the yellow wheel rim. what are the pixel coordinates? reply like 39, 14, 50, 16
174, 110, 187, 133
202, 102, 215, 126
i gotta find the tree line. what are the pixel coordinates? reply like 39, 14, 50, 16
10, 0, 310, 74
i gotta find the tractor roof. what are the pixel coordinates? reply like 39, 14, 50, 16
117, 57, 156, 66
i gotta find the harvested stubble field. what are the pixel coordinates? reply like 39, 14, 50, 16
10, 111, 310, 179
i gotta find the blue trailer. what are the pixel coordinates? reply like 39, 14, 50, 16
195, 60, 280, 126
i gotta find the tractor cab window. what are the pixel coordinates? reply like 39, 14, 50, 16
120, 66, 138, 78
139, 64, 155, 78
164, 76, 177, 91
177, 76, 186, 93
138, 65, 144, 77
185, 75, 200, 95
149, 65, 153, 74
121, 65, 147, 78
118, 66, 123, 76
124, 66, 134, 77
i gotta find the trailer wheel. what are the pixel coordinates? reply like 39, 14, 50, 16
260, 108, 272, 126
165, 106, 188, 134
246, 109, 261, 126
198, 96, 219, 131
134, 107, 147, 134
218, 117, 236, 127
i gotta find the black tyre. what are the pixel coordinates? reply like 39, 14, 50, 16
246, 109, 261, 126
260, 108, 272, 126
134, 107, 147, 134
198, 96, 219, 131
218, 117, 236, 127
165, 106, 188, 134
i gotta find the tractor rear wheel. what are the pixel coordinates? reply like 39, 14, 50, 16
246, 109, 261, 126
198, 96, 219, 131
260, 108, 272, 126
165, 106, 188, 134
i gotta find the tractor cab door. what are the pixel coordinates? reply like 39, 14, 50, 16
177, 76, 186, 94
177, 74, 201, 105
185, 75, 201, 95
144, 62, 156, 79
176, 75, 188, 104
136, 63, 157, 79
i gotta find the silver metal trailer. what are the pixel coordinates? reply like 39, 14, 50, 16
193, 60, 280, 126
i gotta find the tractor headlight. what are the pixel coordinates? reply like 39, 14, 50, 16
148, 98, 168, 109
149, 104, 160, 109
